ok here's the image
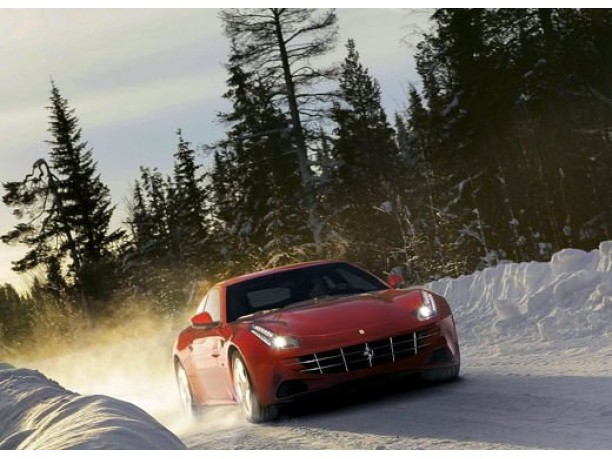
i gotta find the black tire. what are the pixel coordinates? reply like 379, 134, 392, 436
175, 362, 199, 419
420, 362, 460, 383
231, 353, 278, 423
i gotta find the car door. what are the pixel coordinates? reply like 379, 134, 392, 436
190, 288, 230, 402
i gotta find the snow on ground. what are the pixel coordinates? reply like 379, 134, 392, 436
4, 241, 612, 449
427, 240, 612, 350
183, 241, 612, 450
9, 312, 196, 435
0, 364, 185, 449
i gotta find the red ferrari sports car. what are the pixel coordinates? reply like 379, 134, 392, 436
172, 261, 460, 423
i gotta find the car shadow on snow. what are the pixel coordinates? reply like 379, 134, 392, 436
279, 372, 445, 418
275, 370, 612, 449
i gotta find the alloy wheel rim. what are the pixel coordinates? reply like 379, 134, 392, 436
177, 367, 193, 417
233, 358, 253, 417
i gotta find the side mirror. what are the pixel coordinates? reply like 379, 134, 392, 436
387, 273, 404, 289
191, 311, 213, 328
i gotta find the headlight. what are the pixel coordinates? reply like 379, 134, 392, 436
417, 291, 439, 321
250, 324, 300, 349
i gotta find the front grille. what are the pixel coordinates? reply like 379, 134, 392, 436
291, 327, 437, 374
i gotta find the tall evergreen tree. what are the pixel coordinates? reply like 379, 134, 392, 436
331, 39, 400, 192
124, 132, 211, 312
0, 284, 32, 348
326, 39, 402, 272
168, 130, 208, 267
124, 167, 183, 311
2, 82, 123, 313
208, 58, 306, 274
409, 8, 612, 269
219, 9, 339, 251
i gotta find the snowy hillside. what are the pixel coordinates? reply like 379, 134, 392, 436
0, 365, 185, 449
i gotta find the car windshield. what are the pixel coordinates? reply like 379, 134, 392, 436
226, 262, 387, 323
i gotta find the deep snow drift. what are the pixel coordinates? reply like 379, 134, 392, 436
0, 364, 185, 449
426, 240, 612, 347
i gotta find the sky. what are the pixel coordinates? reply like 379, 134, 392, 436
0, 8, 432, 291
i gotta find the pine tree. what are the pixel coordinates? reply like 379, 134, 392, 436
208, 58, 306, 273
46, 82, 123, 303
124, 132, 211, 313
332, 39, 400, 190
327, 39, 402, 272
124, 167, 185, 312
409, 8, 612, 269
168, 130, 208, 269
219, 9, 339, 252
129, 181, 152, 248
0, 284, 32, 348
2, 82, 123, 313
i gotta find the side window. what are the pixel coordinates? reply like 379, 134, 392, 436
337, 267, 380, 291
204, 288, 221, 323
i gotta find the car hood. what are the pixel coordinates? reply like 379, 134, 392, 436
248, 288, 426, 338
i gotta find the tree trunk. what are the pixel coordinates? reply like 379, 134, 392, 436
271, 8, 322, 253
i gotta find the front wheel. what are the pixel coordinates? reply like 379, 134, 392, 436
420, 362, 460, 383
232, 354, 277, 423
175, 362, 198, 419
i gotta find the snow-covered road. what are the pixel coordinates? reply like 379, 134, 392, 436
181, 342, 612, 450
181, 242, 612, 449
5, 242, 612, 449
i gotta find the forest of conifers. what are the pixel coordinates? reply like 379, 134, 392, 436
1, 9, 611, 352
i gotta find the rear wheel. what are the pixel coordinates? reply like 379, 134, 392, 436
232, 354, 277, 423
175, 363, 198, 419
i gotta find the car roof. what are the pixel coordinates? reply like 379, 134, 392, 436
218, 260, 352, 288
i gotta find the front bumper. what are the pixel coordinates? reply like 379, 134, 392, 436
251, 314, 460, 406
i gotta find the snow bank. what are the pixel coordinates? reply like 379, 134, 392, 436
427, 241, 612, 346
0, 365, 186, 449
